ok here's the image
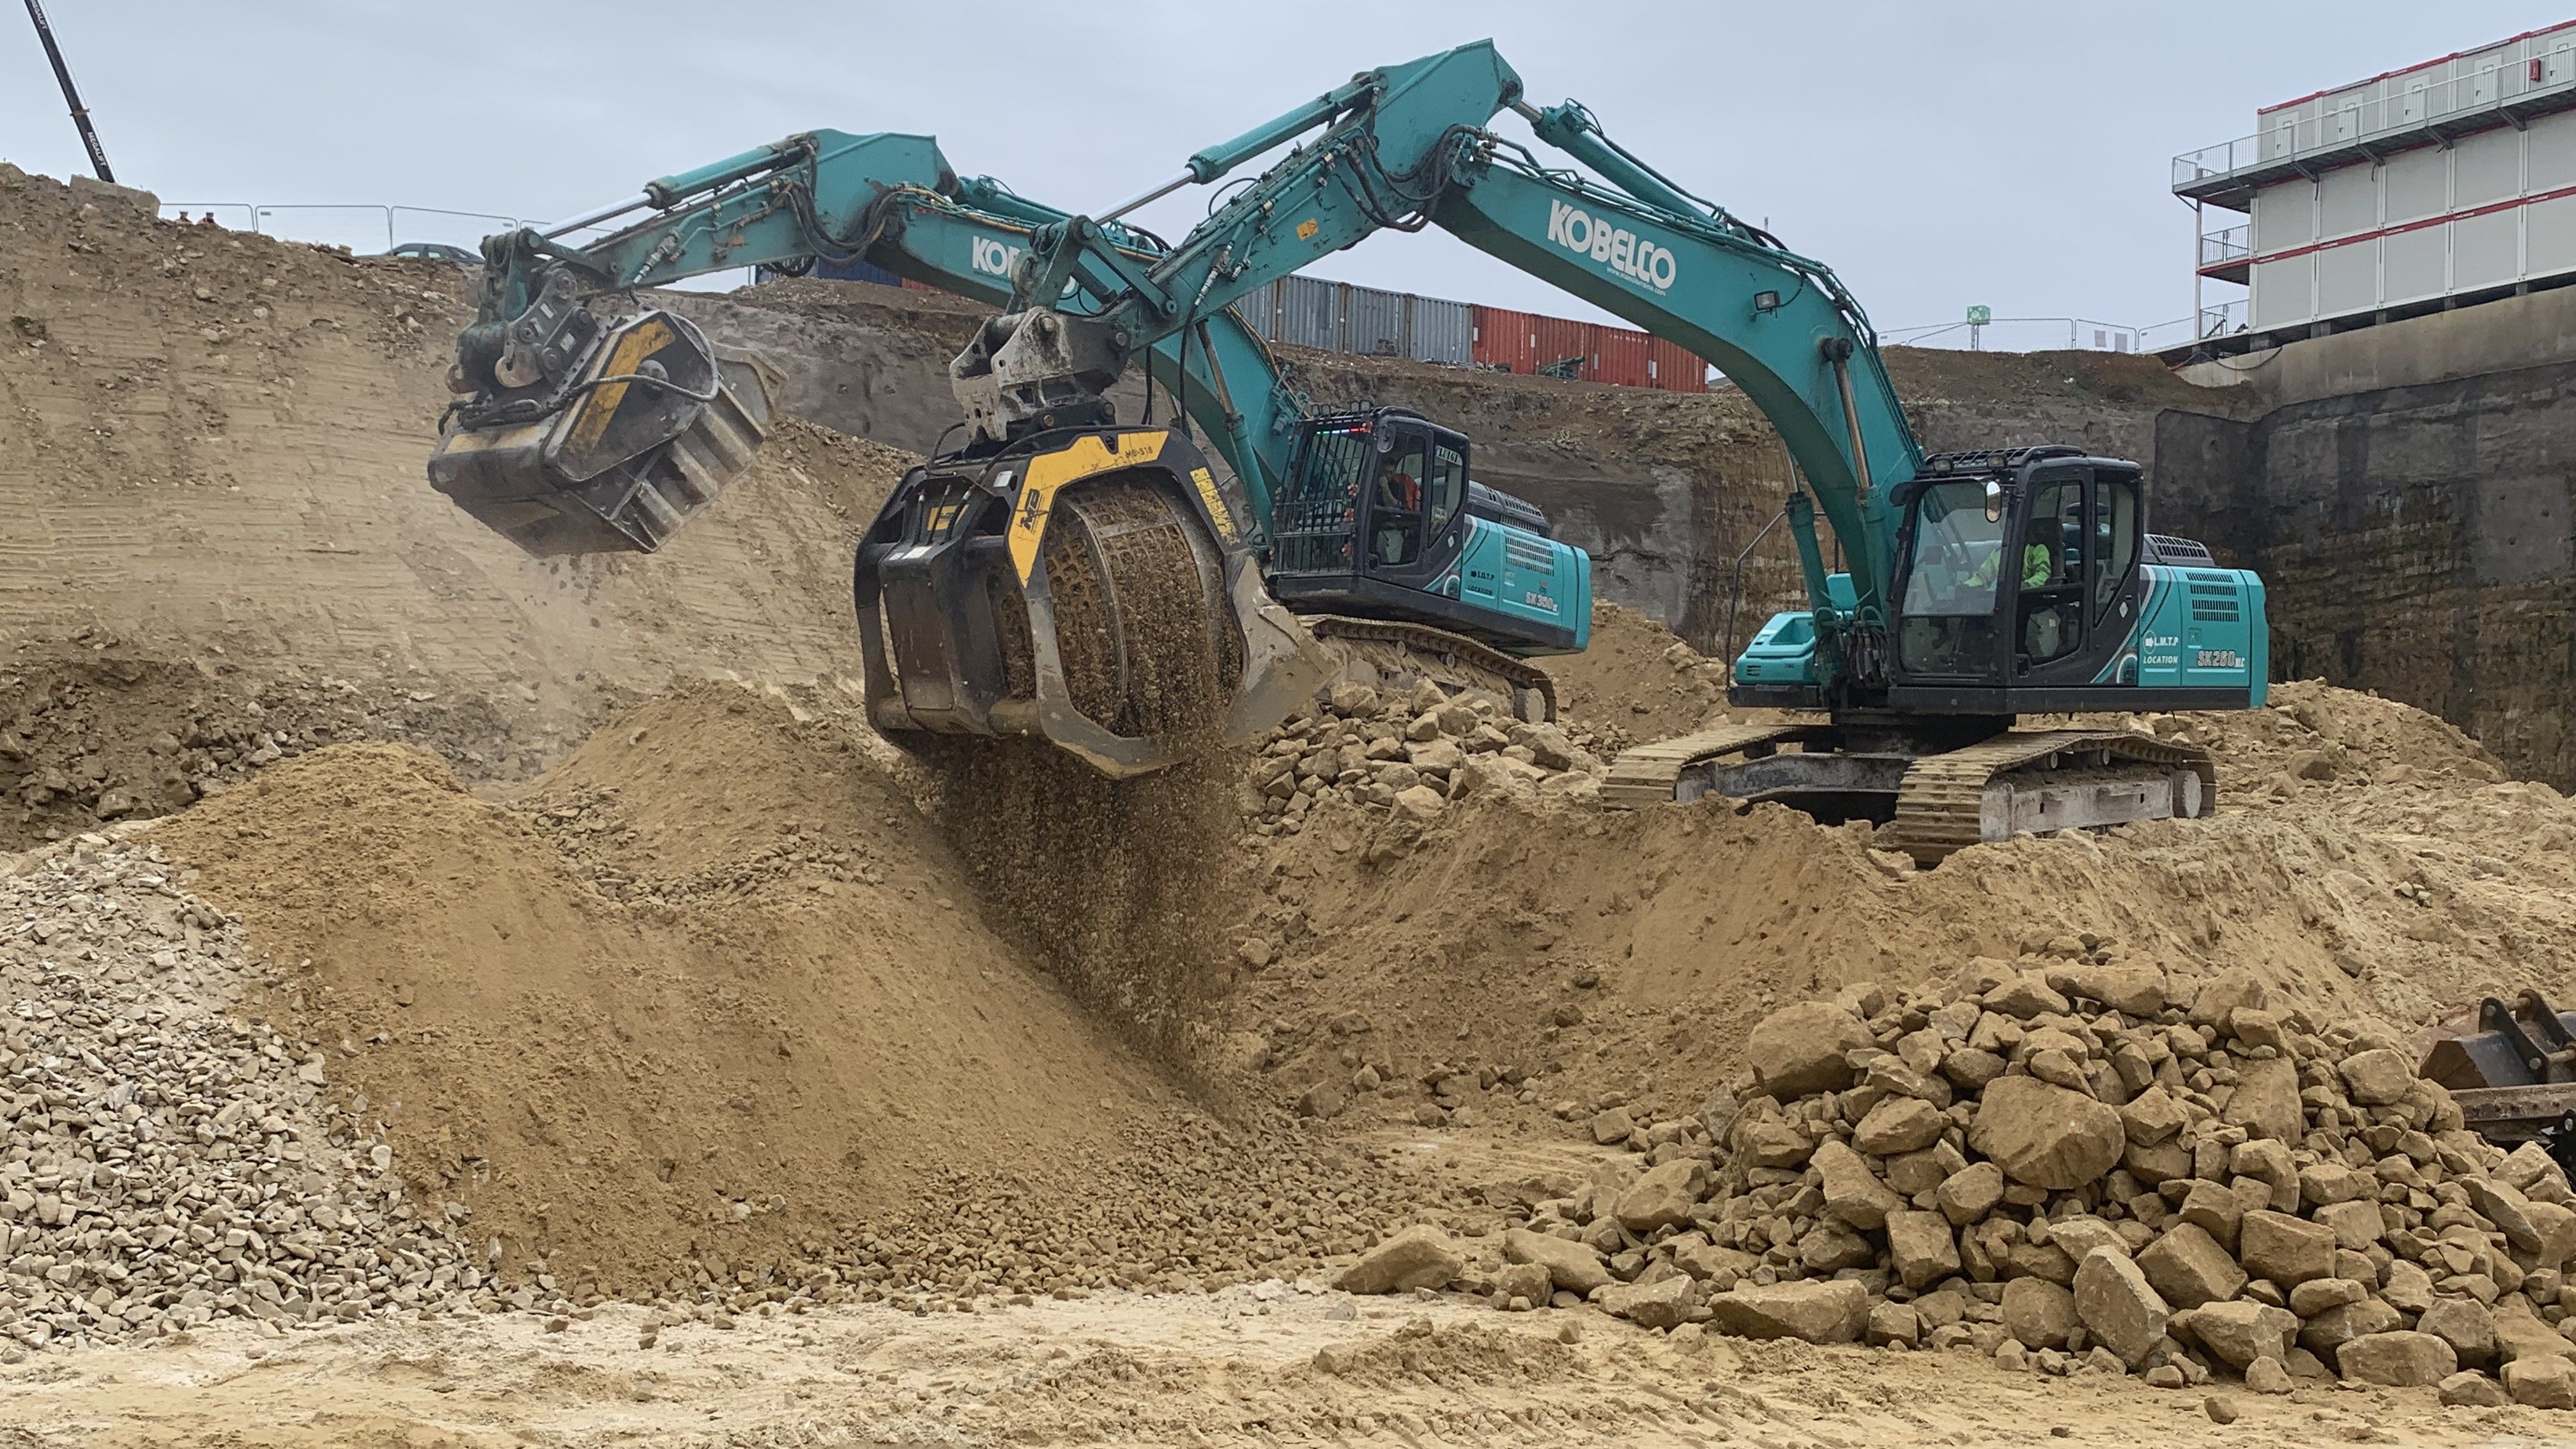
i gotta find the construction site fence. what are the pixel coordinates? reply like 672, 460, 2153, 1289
1882, 316, 2152, 355
155, 202, 532, 255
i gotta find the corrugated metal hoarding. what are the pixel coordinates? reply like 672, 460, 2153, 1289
1469, 305, 1705, 392
1345, 284, 1407, 357
1648, 337, 1707, 392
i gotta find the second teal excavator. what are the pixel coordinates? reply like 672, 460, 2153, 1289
427, 41, 2267, 859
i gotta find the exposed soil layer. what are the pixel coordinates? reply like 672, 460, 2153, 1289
0, 164, 908, 796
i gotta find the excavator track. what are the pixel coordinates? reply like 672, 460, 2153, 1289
1600, 723, 1816, 809
1301, 615, 1560, 723
1877, 730, 2218, 864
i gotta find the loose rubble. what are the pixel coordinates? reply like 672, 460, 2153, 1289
1245, 677, 1613, 836
0, 831, 479, 1347
1489, 950, 2576, 1404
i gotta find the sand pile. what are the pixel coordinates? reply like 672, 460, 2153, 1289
0, 165, 910, 785
147, 686, 1436, 1307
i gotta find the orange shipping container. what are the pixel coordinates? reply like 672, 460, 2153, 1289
1469, 304, 1703, 392
1648, 336, 1708, 392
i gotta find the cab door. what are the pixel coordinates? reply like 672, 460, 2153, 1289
1359, 418, 1429, 573
2011, 466, 2147, 689
2009, 470, 2089, 677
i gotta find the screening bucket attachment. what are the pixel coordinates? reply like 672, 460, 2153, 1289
428, 310, 782, 556
854, 425, 1322, 776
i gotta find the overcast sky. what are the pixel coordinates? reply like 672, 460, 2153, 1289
6, 2, 2572, 346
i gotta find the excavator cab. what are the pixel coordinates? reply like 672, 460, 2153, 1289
1266, 409, 1588, 656
1882, 448, 2265, 713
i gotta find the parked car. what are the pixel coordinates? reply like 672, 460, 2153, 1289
382, 241, 479, 265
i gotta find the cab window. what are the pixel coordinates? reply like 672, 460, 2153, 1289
1429, 443, 1466, 532
2016, 479, 2084, 666
2092, 474, 2140, 625
1896, 479, 2005, 676
1371, 432, 1429, 567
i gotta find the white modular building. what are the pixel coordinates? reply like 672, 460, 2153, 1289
2173, 21, 2576, 355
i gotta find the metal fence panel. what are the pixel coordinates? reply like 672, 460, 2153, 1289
1648, 337, 1708, 392
1230, 280, 1278, 340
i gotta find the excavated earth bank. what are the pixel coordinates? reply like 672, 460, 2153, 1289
8, 168, 2576, 1444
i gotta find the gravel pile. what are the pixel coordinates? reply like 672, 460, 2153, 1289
1477, 949, 2576, 1408
1246, 678, 1610, 836
0, 830, 484, 1349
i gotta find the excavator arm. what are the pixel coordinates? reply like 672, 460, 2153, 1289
432, 128, 1303, 555
962, 42, 1920, 697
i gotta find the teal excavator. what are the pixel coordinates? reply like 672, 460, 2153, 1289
428, 41, 2267, 859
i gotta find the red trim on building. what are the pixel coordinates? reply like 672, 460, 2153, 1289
2260, 19, 2576, 116
2246, 178, 2576, 266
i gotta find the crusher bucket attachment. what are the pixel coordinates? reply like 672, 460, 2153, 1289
2421, 990, 2576, 1173
854, 425, 1323, 777
427, 309, 783, 556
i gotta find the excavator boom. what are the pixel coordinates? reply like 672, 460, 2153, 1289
427, 42, 2268, 832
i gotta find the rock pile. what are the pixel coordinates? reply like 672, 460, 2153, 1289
0, 831, 484, 1348
1496, 951, 2576, 1407
1245, 680, 1610, 835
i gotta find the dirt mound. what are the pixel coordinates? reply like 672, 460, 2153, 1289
1230, 680, 2576, 1135
0, 650, 555, 851
1880, 345, 2242, 415
1545, 602, 1729, 746
0, 164, 910, 786
148, 686, 1446, 1304
150, 691, 1172, 1293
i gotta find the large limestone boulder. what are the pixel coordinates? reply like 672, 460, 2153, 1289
1885, 1210, 1961, 1291
1935, 1160, 2005, 1226
1968, 1077, 2124, 1190
2336, 1048, 2413, 1105
1705, 1279, 1871, 1344
2298, 1298, 2401, 1359
2337, 1331, 2458, 1387
1333, 1225, 1462, 1294
2505, 1354, 2576, 1409
2179, 1300, 2298, 1370
1746, 1003, 1871, 1098
2221, 1057, 2304, 1143
1599, 1275, 1697, 1330
2001, 1277, 2078, 1350
2416, 1298, 2497, 1367
2238, 1211, 2336, 1286
1502, 1228, 1611, 1294
1811, 1139, 1903, 1230
1851, 1096, 1946, 1155
2136, 1223, 2247, 1308
1613, 1160, 1706, 1234
2073, 1247, 2170, 1368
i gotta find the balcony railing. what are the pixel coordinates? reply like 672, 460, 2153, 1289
2175, 56, 2576, 189
2198, 225, 2250, 268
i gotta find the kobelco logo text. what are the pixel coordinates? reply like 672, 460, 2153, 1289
970, 236, 1023, 279
1547, 200, 1676, 292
